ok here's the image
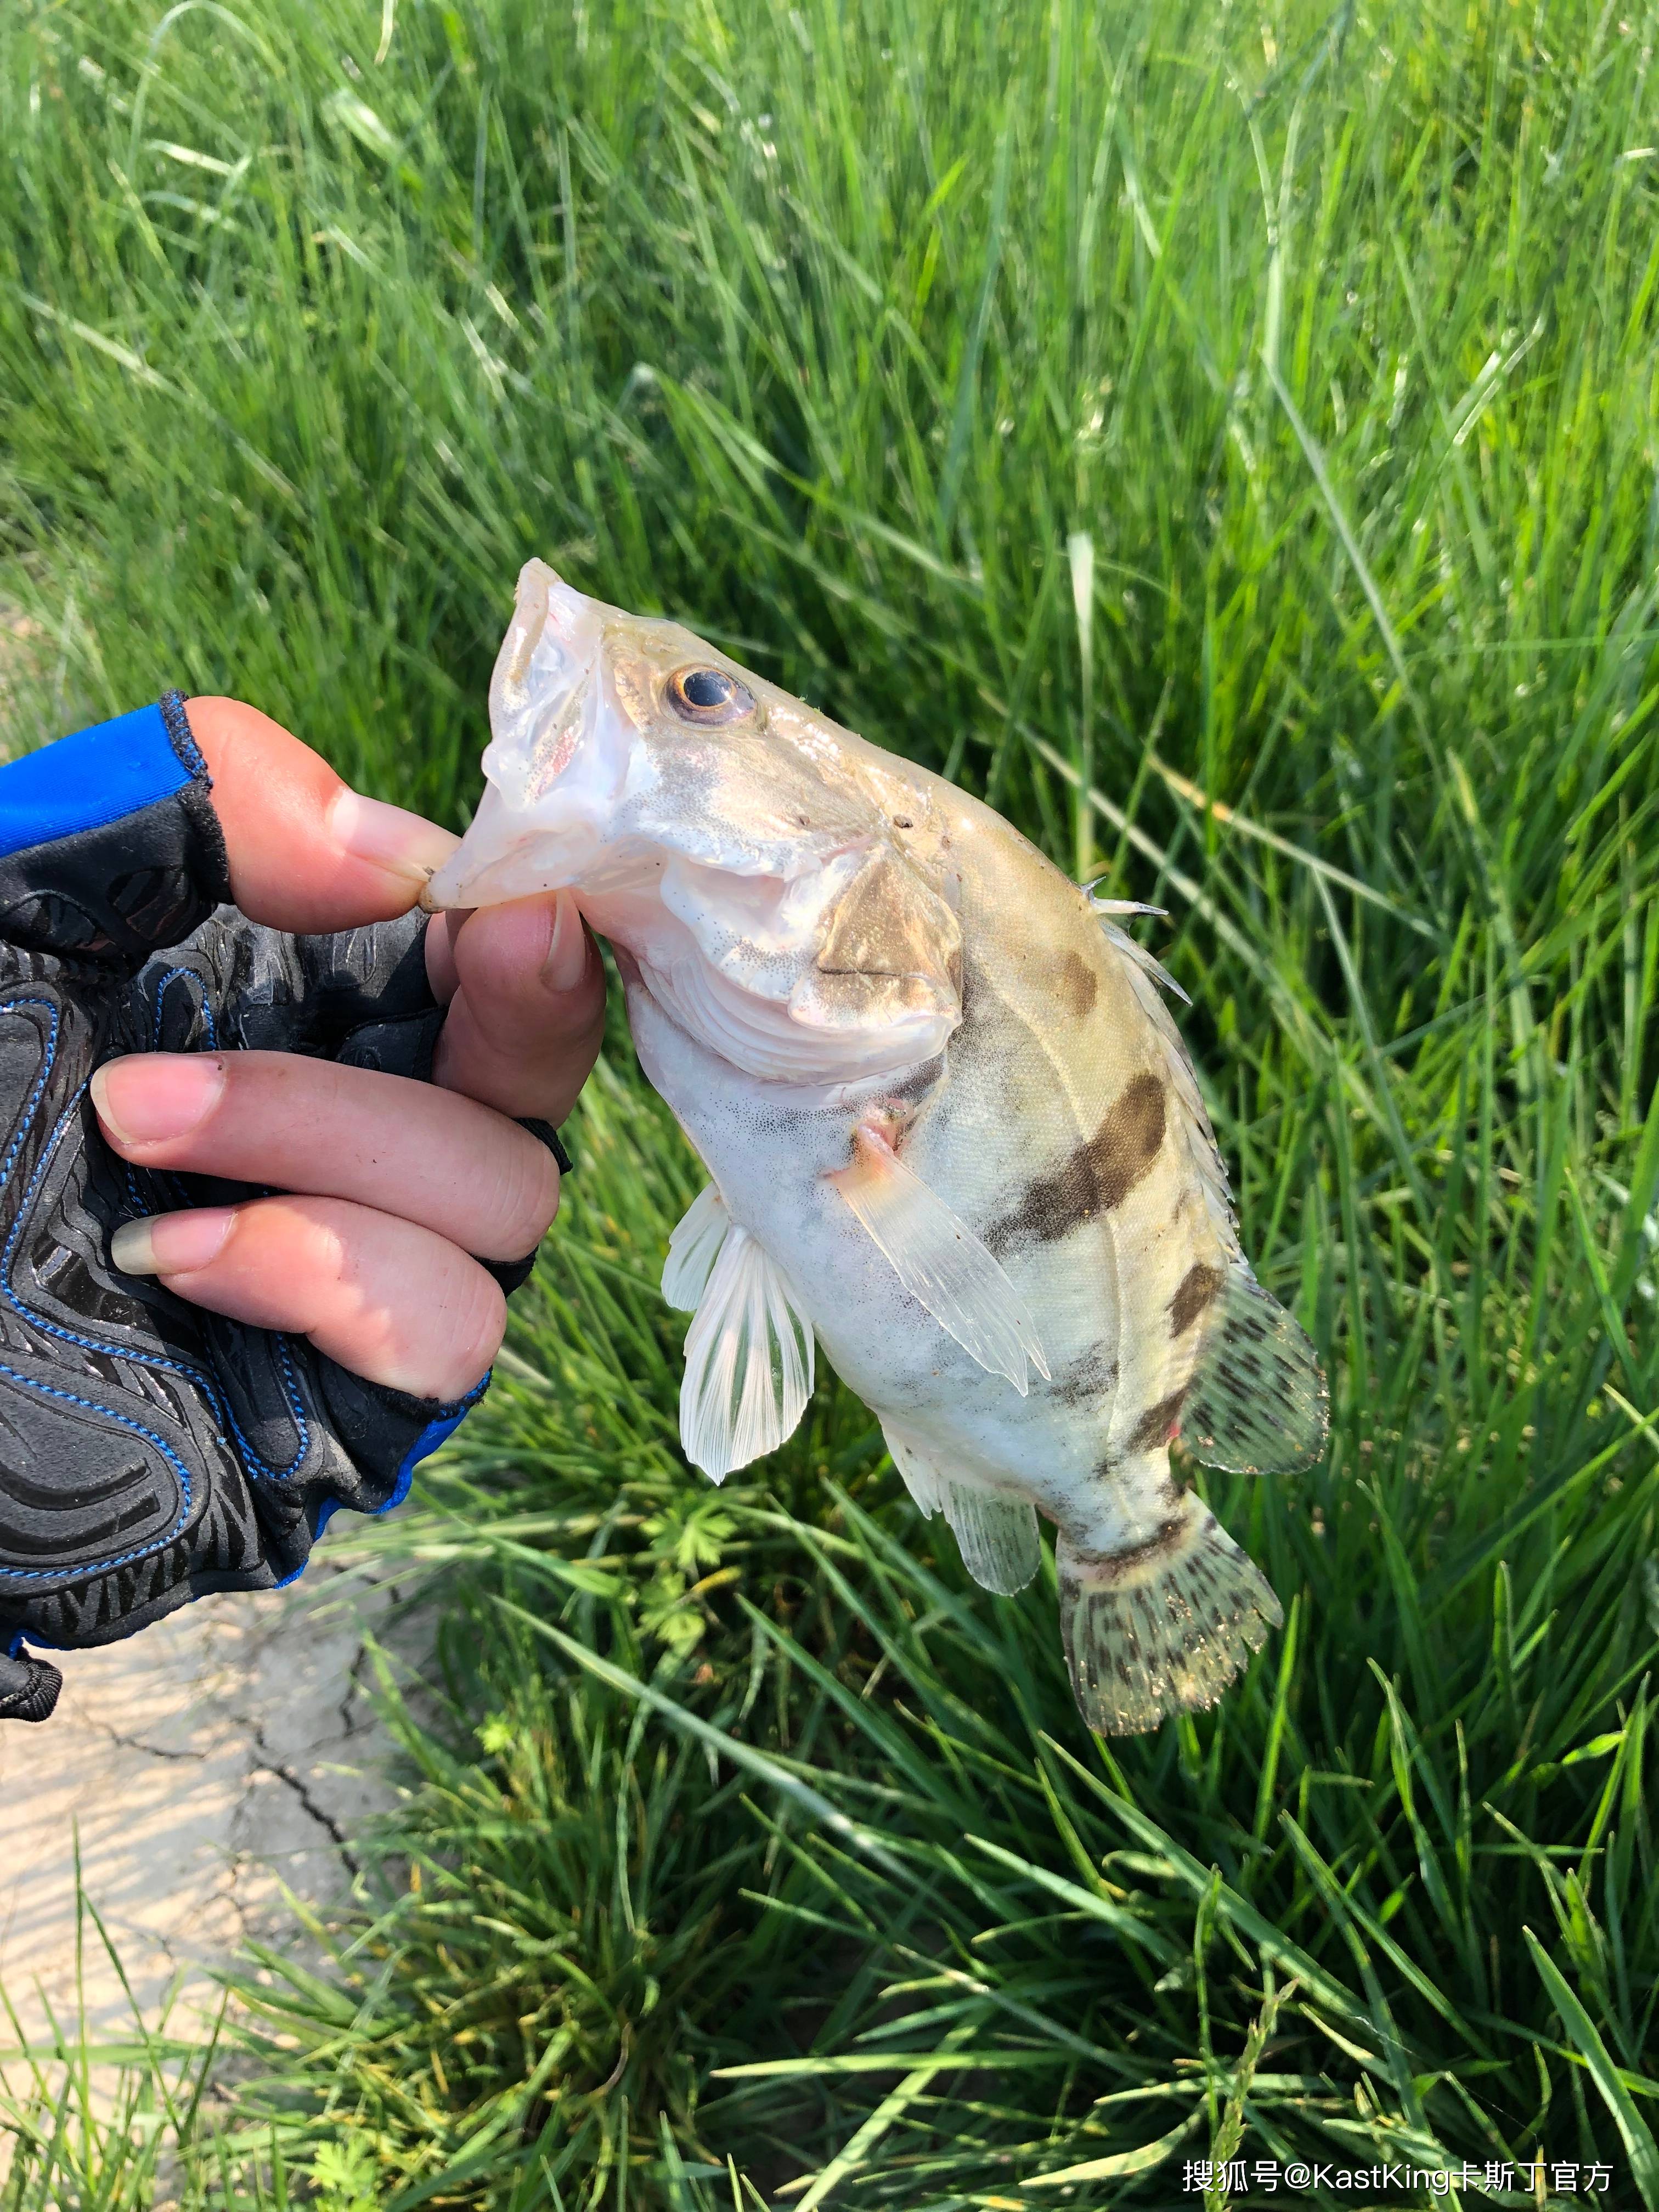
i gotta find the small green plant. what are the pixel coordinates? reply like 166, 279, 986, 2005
307, 2139, 379, 2212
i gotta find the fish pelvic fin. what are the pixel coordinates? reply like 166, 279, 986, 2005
677, 1209, 815, 1483
882, 1425, 1042, 1594
827, 1123, 1049, 1394
1057, 1493, 1282, 1736
1183, 1262, 1329, 1475
662, 1184, 731, 1311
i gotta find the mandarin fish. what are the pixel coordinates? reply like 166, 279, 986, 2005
427, 560, 1327, 1734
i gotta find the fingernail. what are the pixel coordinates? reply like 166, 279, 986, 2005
110, 1208, 236, 1278
91, 1056, 226, 1146
540, 892, 592, 994
330, 789, 460, 891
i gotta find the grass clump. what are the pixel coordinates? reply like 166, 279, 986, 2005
4, 0, 1659, 2204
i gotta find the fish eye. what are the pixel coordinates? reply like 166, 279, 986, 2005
667, 665, 753, 724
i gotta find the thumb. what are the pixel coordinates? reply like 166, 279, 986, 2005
187, 696, 459, 934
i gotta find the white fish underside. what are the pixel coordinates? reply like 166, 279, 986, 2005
428, 560, 1329, 1735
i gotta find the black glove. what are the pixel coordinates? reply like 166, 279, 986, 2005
0, 695, 554, 1723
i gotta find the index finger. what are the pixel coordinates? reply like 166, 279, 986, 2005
185, 696, 459, 934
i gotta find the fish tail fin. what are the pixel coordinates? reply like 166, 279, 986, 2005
1057, 1493, 1282, 1736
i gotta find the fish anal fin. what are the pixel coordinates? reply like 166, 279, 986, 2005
882, 1424, 946, 1516
883, 1426, 1041, 1594
943, 1483, 1041, 1594
1183, 1265, 1328, 1475
827, 1124, 1049, 1393
679, 1221, 815, 1483
1058, 1495, 1282, 1736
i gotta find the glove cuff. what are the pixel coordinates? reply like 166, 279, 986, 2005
0, 693, 230, 969
0, 1643, 64, 1723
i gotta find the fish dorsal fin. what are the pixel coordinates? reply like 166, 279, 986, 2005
828, 1125, 1049, 1394
1088, 902, 1327, 1474
662, 1184, 732, 1311
1182, 1262, 1328, 1475
676, 1208, 815, 1482
882, 1425, 1041, 1594
1091, 896, 1240, 1260
941, 1484, 1041, 1594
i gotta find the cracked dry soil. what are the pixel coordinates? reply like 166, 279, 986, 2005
0, 1564, 411, 2059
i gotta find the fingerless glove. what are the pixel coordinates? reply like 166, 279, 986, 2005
0, 696, 534, 1723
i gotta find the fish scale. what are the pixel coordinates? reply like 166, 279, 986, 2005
429, 560, 1329, 1736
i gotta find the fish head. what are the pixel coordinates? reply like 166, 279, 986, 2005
427, 558, 963, 1086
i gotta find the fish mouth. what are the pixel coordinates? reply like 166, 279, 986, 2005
427, 555, 960, 1085
428, 556, 826, 911
427, 800, 842, 911
427, 558, 618, 909
425, 786, 605, 910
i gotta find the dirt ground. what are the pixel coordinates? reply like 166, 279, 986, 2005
0, 1564, 409, 2063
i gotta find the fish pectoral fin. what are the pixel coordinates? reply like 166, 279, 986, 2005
827, 1126, 1049, 1395
1182, 1263, 1329, 1475
679, 1221, 815, 1483
1058, 1496, 1282, 1736
662, 1184, 731, 1311
942, 1484, 1041, 1595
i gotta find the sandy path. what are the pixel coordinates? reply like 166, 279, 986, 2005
0, 1565, 409, 2065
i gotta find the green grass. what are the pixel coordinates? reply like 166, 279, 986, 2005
3, 0, 1659, 2203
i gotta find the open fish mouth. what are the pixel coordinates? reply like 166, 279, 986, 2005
426, 560, 961, 1086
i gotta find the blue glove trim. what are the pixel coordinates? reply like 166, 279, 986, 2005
382, 1379, 489, 1515
271, 1373, 490, 1589
0, 705, 196, 861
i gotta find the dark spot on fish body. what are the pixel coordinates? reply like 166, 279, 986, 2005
1053, 949, 1098, 1019
1083, 1511, 1187, 1587
1125, 1385, 1189, 1454
1049, 1344, 1120, 1408
1169, 1260, 1226, 1336
986, 1070, 1167, 1252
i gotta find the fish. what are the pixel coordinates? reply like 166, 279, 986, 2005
426, 559, 1328, 1735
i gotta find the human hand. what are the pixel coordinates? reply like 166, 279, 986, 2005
0, 687, 611, 1720
89, 698, 606, 1401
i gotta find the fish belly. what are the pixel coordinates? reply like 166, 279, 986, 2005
628, 986, 1081, 1483
627, 924, 1214, 1561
